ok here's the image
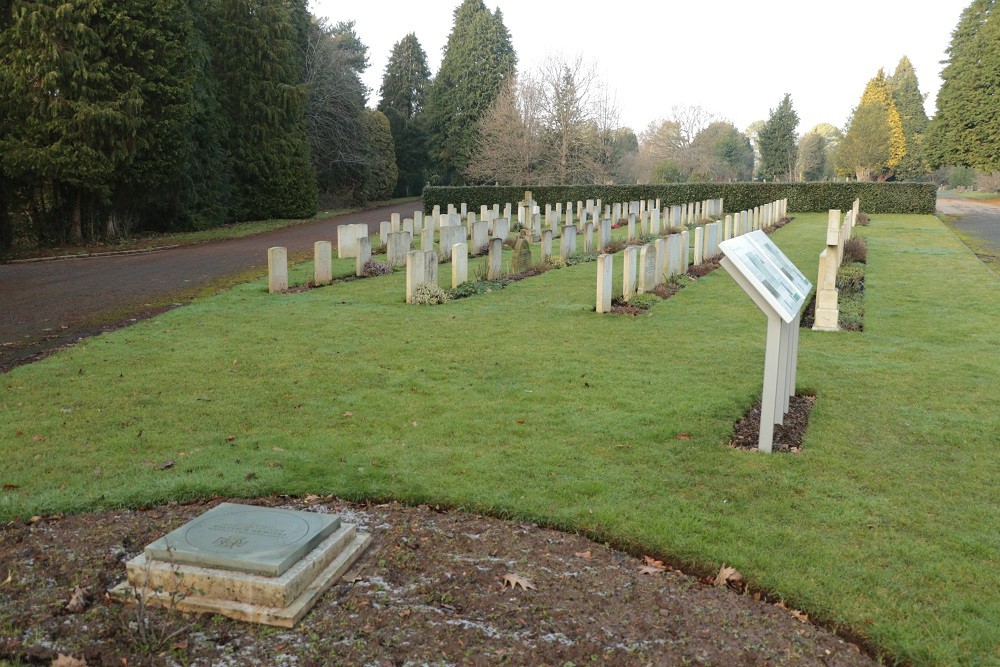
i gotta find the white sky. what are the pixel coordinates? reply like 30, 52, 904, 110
309, 0, 968, 137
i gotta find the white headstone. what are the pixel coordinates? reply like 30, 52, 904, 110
596, 253, 613, 314
314, 241, 332, 286
638, 244, 656, 293
487, 237, 503, 280
355, 236, 371, 277
451, 243, 468, 288
268, 246, 287, 293
623, 245, 638, 301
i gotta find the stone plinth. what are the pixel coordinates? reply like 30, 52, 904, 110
113, 503, 370, 628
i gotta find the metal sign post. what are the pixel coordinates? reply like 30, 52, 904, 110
719, 231, 812, 453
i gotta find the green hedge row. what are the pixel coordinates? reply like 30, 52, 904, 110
422, 183, 936, 215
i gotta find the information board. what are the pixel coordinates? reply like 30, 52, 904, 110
719, 231, 811, 323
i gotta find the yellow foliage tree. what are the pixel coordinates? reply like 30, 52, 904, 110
860, 69, 907, 171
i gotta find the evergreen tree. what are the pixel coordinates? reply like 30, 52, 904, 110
926, 0, 1000, 170
888, 56, 930, 179
796, 132, 826, 181
836, 102, 892, 181
362, 109, 398, 201
378, 33, 431, 196
0, 0, 144, 243
756, 94, 799, 181
204, 0, 317, 220
860, 69, 906, 173
423, 0, 516, 184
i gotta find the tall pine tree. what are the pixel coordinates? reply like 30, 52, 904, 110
756, 94, 799, 182
423, 0, 516, 185
927, 0, 1000, 170
888, 56, 930, 180
204, 0, 317, 220
378, 33, 431, 196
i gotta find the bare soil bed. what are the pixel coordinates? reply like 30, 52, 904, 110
0, 496, 877, 666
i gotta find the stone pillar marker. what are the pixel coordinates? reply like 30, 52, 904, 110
654, 238, 667, 285
596, 253, 613, 314
355, 236, 371, 277
623, 245, 638, 301
451, 243, 468, 287
638, 243, 657, 293
314, 241, 332, 286
487, 237, 503, 280
540, 229, 553, 263
693, 226, 705, 265
405, 250, 425, 304
268, 246, 288, 293
584, 223, 595, 253
680, 230, 690, 272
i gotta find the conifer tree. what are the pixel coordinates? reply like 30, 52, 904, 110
423, 0, 516, 184
837, 102, 892, 181
378, 33, 431, 196
204, 0, 317, 220
927, 0, 1000, 170
756, 94, 799, 181
888, 56, 930, 179
0, 0, 143, 243
860, 69, 907, 174
362, 109, 398, 201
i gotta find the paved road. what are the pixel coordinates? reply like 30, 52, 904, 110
936, 194, 1000, 245
0, 201, 420, 371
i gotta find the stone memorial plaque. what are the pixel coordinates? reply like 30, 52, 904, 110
719, 230, 811, 323
145, 503, 340, 577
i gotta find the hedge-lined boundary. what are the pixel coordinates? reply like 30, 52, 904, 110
422, 183, 936, 215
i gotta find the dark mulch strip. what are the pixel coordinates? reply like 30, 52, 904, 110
730, 394, 816, 453
0, 496, 877, 667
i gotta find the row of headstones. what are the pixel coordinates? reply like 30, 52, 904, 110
266, 236, 381, 293
813, 198, 861, 331
596, 199, 789, 313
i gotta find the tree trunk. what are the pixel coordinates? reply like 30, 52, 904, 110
71, 189, 83, 244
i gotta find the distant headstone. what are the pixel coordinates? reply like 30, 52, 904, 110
487, 237, 504, 280
386, 231, 412, 268
638, 243, 657, 293
452, 243, 468, 288
424, 250, 438, 286
584, 223, 595, 253
314, 241, 332, 286
540, 229, 553, 263
406, 250, 426, 303
512, 237, 533, 273
379, 221, 391, 244
680, 230, 690, 273
623, 245, 638, 301
654, 238, 667, 284
268, 247, 287, 293
596, 253, 613, 314
421, 227, 434, 253
355, 236, 371, 277
560, 225, 577, 260
440, 225, 466, 259
693, 226, 705, 265
599, 218, 612, 249
471, 220, 490, 254
666, 234, 682, 278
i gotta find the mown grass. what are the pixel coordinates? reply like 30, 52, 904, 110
1, 214, 997, 665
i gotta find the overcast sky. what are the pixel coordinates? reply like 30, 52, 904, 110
308, 0, 968, 137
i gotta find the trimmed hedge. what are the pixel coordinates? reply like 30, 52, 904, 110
422, 183, 936, 215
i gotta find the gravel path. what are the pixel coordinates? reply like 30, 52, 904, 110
0, 202, 419, 372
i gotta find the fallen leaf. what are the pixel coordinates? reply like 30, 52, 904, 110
516, 419, 525, 424
341, 411, 353, 417
790, 608, 810, 623
304, 494, 321, 502
30, 515, 41, 523
157, 461, 174, 471
272, 447, 285, 452
2, 484, 19, 491
344, 574, 363, 584
171, 638, 189, 650
32, 434, 45, 442
502, 573, 536, 591
639, 565, 666, 575
398, 608, 411, 618
51, 655, 87, 667
66, 585, 89, 613
643, 555, 666, 569
225, 435, 235, 442
675, 433, 692, 440
574, 550, 592, 559
713, 564, 744, 591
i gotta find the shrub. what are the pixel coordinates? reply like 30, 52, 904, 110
565, 252, 600, 266
603, 240, 627, 254
855, 212, 870, 226
837, 263, 865, 293
411, 283, 450, 305
449, 280, 505, 299
842, 236, 868, 265
362, 259, 393, 276
628, 293, 660, 310
423, 182, 936, 215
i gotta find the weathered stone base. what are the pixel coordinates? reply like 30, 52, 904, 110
112, 528, 370, 628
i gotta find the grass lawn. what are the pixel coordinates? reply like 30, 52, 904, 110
1, 213, 997, 665
5, 197, 420, 261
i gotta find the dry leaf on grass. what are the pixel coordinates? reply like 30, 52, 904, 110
502, 573, 536, 591
640, 556, 668, 574
776, 600, 810, 623
713, 565, 744, 592
574, 550, 592, 559
675, 433, 692, 440
51, 654, 87, 667
66, 586, 89, 613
